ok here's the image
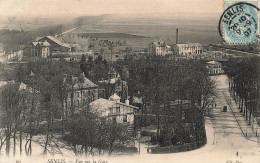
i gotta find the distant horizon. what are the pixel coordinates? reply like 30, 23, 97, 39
0, 0, 223, 22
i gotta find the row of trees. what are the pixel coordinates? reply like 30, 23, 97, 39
114, 55, 216, 146
0, 58, 134, 156
223, 56, 259, 125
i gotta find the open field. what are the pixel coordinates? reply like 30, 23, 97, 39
92, 18, 222, 44
79, 32, 146, 38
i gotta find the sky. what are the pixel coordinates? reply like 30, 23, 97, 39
0, 0, 223, 21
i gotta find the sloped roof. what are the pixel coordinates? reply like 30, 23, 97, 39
32, 41, 50, 47
46, 36, 71, 48
32, 42, 39, 46
90, 98, 138, 113
73, 76, 98, 89
37, 36, 71, 48
89, 98, 114, 112
0, 81, 36, 94
39, 41, 50, 47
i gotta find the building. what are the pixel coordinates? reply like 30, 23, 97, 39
5, 50, 23, 61
90, 94, 138, 125
64, 73, 99, 116
37, 36, 71, 53
30, 40, 51, 58
148, 41, 172, 55
206, 61, 223, 75
98, 67, 128, 101
174, 43, 203, 58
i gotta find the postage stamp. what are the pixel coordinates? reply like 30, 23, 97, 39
222, 1, 259, 44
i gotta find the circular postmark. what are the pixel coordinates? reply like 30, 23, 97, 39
218, 2, 260, 44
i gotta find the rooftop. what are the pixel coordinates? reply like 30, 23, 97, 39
176, 43, 202, 47
37, 36, 71, 48
73, 76, 98, 89
90, 98, 138, 113
150, 41, 167, 47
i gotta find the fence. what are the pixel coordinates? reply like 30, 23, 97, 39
6, 50, 23, 61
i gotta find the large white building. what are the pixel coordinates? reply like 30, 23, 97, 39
206, 61, 223, 75
174, 43, 203, 58
148, 41, 172, 55
90, 94, 138, 125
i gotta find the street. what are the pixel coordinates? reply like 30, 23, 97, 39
128, 75, 260, 163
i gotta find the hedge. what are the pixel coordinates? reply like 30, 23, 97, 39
150, 140, 206, 154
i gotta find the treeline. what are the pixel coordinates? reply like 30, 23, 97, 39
0, 29, 34, 52
114, 55, 216, 146
0, 58, 135, 156
223, 56, 260, 124
0, 24, 65, 52
0, 59, 79, 156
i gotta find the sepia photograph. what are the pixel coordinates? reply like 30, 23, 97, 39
0, 0, 259, 162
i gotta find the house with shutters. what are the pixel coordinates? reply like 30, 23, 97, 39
30, 40, 51, 58
89, 94, 139, 136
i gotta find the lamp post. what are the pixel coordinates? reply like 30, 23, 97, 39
137, 129, 141, 154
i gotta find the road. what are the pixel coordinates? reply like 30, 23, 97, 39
127, 75, 260, 163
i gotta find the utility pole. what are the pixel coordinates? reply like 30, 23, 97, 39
176, 28, 178, 44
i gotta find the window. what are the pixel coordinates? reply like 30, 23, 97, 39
77, 92, 80, 97
123, 115, 127, 123
116, 107, 120, 113
113, 107, 116, 113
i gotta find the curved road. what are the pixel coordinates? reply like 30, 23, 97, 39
114, 74, 260, 163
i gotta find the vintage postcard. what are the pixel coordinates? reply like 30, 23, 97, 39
0, 0, 259, 163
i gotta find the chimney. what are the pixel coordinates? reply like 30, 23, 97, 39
176, 28, 178, 44
125, 99, 129, 105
